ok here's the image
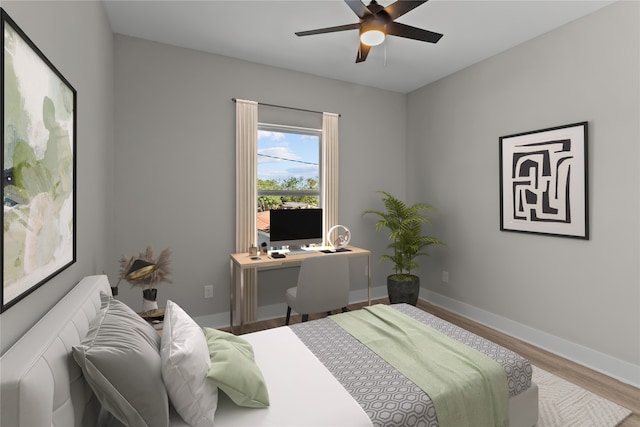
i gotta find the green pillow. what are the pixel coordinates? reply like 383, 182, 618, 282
203, 328, 269, 408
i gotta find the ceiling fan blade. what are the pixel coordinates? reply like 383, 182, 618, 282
384, 0, 428, 21
344, 0, 371, 19
295, 23, 360, 37
356, 42, 371, 63
387, 22, 443, 43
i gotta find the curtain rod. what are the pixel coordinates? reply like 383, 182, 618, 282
231, 98, 340, 117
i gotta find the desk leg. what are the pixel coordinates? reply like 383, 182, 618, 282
239, 268, 245, 334
229, 259, 235, 334
367, 253, 371, 306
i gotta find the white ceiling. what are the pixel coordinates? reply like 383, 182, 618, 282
103, 0, 615, 94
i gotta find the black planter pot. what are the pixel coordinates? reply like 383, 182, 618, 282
142, 288, 157, 301
387, 275, 420, 306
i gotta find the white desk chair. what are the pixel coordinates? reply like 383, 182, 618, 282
285, 254, 350, 325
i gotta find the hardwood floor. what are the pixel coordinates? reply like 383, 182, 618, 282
417, 300, 640, 427
225, 297, 640, 426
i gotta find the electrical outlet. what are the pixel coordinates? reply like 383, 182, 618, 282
204, 285, 214, 299
442, 270, 449, 283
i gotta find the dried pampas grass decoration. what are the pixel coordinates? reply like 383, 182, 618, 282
119, 245, 173, 290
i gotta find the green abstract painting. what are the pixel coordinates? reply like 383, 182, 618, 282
2, 9, 76, 312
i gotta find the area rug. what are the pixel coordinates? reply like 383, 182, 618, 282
533, 365, 632, 427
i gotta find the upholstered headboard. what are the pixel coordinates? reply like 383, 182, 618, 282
0, 275, 111, 427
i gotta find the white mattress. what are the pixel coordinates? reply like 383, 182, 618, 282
193, 325, 537, 427
213, 327, 372, 426
0, 275, 535, 427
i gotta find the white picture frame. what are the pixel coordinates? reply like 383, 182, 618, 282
499, 122, 588, 239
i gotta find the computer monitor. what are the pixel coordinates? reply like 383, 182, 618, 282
269, 208, 323, 252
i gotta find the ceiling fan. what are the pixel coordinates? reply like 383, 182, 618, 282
295, 0, 443, 63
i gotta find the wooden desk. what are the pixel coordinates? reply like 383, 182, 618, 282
229, 246, 371, 334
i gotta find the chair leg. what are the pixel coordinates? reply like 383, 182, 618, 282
286, 306, 292, 325
302, 314, 309, 322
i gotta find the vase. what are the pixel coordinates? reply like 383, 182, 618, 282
142, 288, 158, 312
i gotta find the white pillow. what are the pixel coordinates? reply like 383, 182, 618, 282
161, 300, 218, 427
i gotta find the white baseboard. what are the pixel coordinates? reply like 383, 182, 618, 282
194, 286, 389, 329
253, 286, 392, 320
194, 312, 230, 329
423, 289, 640, 388
193, 285, 639, 388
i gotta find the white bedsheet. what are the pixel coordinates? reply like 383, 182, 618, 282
212, 327, 372, 426
0, 275, 534, 427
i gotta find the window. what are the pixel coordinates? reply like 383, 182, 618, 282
257, 123, 322, 248
235, 100, 337, 321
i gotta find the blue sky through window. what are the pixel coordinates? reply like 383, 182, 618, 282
258, 130, 319, 181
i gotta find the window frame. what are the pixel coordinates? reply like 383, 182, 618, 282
257, 122, 323, 206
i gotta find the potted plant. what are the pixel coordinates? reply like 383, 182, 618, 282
363, 191, 444, 305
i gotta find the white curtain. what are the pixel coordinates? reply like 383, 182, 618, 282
234, 105, 339, 322
322, 112, 340, 244
235, 99, 258, 321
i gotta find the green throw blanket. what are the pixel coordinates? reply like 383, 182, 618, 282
331, 305, 508, 427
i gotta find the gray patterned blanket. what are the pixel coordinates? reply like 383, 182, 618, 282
289, 304, 532, 427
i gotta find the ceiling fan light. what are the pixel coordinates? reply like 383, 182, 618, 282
360, 29, 385, 47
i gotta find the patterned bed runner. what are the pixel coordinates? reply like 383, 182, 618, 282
331, 305, 508, 427
289, 303, 532, 427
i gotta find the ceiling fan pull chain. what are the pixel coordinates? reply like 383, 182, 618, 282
384, 43, 387, 67
384, 23, 388, 67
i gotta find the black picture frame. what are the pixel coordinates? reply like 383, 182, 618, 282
499, 122, 588, 239
2, 8, 77, 312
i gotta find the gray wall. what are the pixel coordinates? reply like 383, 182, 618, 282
2, 0, 636, 387
111, 35, 406, 319
0, 1, 114, 354
407, 1, 639, 384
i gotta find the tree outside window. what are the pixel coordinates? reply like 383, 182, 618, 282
257, 125, 321, 247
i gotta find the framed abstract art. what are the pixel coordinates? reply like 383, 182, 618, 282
2, 9, 77, 312
499, 122, 588, 239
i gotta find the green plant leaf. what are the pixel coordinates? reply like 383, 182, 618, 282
363, 191, 444, 276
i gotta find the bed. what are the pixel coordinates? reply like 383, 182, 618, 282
0, 275, 538, 427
